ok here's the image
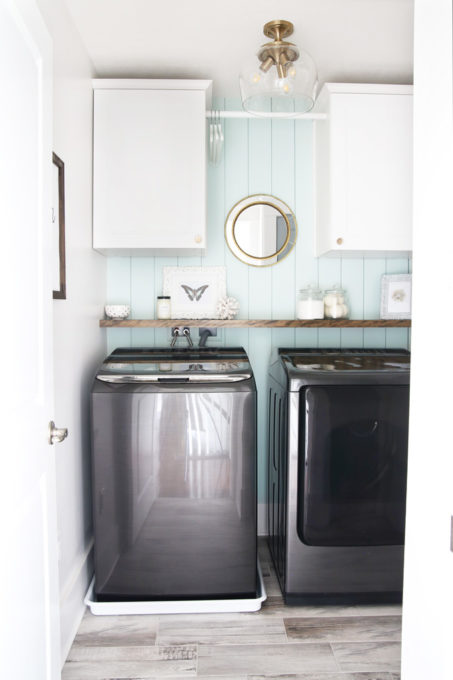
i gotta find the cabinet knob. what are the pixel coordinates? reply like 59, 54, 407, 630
336, 237, 344, 246
194, 234, 203, 244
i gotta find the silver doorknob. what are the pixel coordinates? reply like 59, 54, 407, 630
48, 421, 68, 445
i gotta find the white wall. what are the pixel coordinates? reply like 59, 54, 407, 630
401, 1, 453, 678
36, 0, 107, 664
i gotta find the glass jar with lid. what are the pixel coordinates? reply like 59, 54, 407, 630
323, 287, 349, 319
156, 295, 171, 319
296, 286, 324, 320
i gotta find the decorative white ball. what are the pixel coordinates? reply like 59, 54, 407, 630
216, 296, 240, 320
324, 303, 349, 319
328, 304, 344, 319
323, 294, 337, 307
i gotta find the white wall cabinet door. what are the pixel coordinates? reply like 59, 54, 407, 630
314, 83, 413, 257
93, 80, 211, 256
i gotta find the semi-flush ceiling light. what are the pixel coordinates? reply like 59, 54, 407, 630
240, 20, 318, 116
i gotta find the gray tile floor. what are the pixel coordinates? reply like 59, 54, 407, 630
62, 540, 401, 680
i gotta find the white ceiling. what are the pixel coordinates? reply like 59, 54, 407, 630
63, 0, 413, 98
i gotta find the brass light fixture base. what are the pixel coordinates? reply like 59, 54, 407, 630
258, 19, 299, 77
263, 20, 294, 41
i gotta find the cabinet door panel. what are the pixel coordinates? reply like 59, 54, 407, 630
315, 85, 412, 258
339, 94, 412, 252
93, 88, 207, 254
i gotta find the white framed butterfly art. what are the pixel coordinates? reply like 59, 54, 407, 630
162, 266, 227, 319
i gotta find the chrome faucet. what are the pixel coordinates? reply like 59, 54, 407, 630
171, 326, 193, 348
170, 327, 181, 347
182, 327, 193, 347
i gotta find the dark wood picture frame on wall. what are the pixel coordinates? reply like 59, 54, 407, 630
52, 152, 66, 299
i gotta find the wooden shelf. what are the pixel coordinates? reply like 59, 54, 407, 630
100, 319, 411, 328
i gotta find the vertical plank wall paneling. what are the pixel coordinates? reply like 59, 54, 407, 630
130, 258, 155, 347
270, 115, 296, 351
363, 259, 387, 349
105, 96, 411, 507
107, 257, 131, 351
247, 105, 273, 505
223, 97, 250, 351
294, 120, 318, 349
340, 258, 364, 348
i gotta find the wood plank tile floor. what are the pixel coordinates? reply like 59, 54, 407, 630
62, 539, 401, 680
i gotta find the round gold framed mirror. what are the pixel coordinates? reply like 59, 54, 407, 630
225, 194, 297, 266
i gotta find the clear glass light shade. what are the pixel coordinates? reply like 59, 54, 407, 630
240, 49, 318, 116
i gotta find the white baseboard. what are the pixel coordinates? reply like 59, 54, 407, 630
59, 539, 94, 666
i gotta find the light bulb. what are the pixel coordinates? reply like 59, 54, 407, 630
276, 77, 293, 94
250, 72, 261, 85
287, 65, 297, 79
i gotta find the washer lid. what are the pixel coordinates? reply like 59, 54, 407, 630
276, 348, 410, 390
280, 348, 410, 373
96, 347, 253, 383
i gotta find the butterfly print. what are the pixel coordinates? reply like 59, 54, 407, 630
181, 284, 209, 301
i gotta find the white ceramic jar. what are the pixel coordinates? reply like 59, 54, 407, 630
323, 287, 349, 319
156, 295, 171, 319
104, 304, 130, 319
297, 286, 324, 320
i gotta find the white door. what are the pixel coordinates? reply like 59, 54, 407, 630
0, 0, 61, 678
401, 1, 453, 679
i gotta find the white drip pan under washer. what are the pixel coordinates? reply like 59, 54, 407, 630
85, 561, 266, 616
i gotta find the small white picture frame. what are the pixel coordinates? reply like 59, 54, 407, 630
380, 274, 412, 319
163, 266, 227, 319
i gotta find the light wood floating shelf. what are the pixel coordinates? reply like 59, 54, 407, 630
100, 319, 411, 328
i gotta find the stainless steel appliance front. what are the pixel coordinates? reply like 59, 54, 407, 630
91, 347, 257, 601
268, 349, 410, 604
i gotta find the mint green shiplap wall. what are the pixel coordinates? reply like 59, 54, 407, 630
106, 96, 411, 505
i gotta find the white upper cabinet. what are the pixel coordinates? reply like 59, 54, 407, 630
92, 79, 212, 255
313, 83, 413, 257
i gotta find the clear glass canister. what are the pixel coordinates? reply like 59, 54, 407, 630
296, 286, 324, 320
156, 295, 171, 319
323, 287, 349, 319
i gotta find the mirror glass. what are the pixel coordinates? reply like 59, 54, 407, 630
225, 194, 297, 266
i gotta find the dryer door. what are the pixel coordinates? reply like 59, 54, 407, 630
298, 384, 409, 547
